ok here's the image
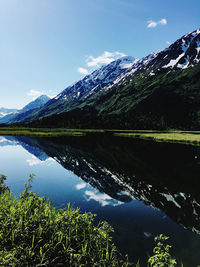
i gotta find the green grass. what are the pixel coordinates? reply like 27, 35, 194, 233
0, 127, 106, 137
0, 174, 129, 266
114, 132, 200, 146
1, 127, 200, 146
0, 129, 85, 137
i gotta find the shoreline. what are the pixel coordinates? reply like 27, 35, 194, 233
0, 127, 200, 146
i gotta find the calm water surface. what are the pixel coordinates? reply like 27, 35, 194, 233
0, 135, 200, 266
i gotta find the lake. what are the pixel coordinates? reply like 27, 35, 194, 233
0, 134, 200, 266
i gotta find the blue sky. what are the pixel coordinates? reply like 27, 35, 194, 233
0, 0, 199, 108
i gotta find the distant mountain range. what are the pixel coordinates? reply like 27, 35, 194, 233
0, 95, 50, 124
1, 29, 200, 129
0, 108, 18, 119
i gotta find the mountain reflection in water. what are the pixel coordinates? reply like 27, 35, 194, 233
1, 135, 200, 265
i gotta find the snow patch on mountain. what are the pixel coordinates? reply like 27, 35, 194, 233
181, 33, 196, 52
52, 56, 135, 103
163, 53, 185, 68
177, 55, 190, 69
107, 51, 159, 89
161, 29, 200, 70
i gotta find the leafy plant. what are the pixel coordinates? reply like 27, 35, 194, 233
148, 234, 177, 267
0, 175, 129, 266
0, 174, 8, 194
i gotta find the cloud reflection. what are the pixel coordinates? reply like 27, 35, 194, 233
84, 190, 123, 207
75, 183, 86, 190
26, 155, 54, 166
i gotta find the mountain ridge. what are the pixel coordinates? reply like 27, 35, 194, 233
2, 28, 200, 129
0, 108, 18, 119
0, 95, 50, 124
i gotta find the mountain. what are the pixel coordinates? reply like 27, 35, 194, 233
0, 108, 18, 119
9, 29, 200, 129
21, 95, 50, 112
10, 56, 136, 122
0, 95, 50, 124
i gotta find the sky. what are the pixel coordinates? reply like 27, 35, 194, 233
0, 0, 199, 109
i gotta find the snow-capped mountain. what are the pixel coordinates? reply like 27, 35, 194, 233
17, 56, 135, 121
0, 108, 18, 119
39, 52, 161, 114
22, 95, 50, 112
56, 56, 135, 102
51, 28, 200, 105
147, 28, 200, 70
2, 28, 200, 128
0, 95, 50, 124
106, 51, 160, 88
110, 29, 200, 87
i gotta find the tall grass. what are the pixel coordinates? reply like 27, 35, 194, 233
0, 174, 129, 266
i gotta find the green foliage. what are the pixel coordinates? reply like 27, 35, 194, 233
0, 174, 8, 194
0, 175, 129, 266
148, 234, 177, 267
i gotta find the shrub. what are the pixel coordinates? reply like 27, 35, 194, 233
148, 234, 177, 267
0, 174, 129, 266
0, 174, 8, 194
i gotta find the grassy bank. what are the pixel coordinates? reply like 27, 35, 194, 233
1, 126, 200, 146
114, 132, 200, 146
0, 127, 107, 137
0, 127, 86, 137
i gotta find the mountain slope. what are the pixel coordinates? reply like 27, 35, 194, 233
25, 64, 200, 129
21, 95, 50, 112
14, 56, 137, 122
15, 29, 200, 129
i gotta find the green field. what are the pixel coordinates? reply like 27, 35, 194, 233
0, 127, 104, 137
114, 131, 200, 146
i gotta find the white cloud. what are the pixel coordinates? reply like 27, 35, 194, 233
75, 183, 86, 190
147, 18, 167, 28
27, 89, 44, 98
77, 67, 89, 75
27, 89, 55, 100
166, 40, 171, 45
160, 18, 167, 25
77, 51, 126, 75
147, 21, 157, 28
86, 51, 126, 67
